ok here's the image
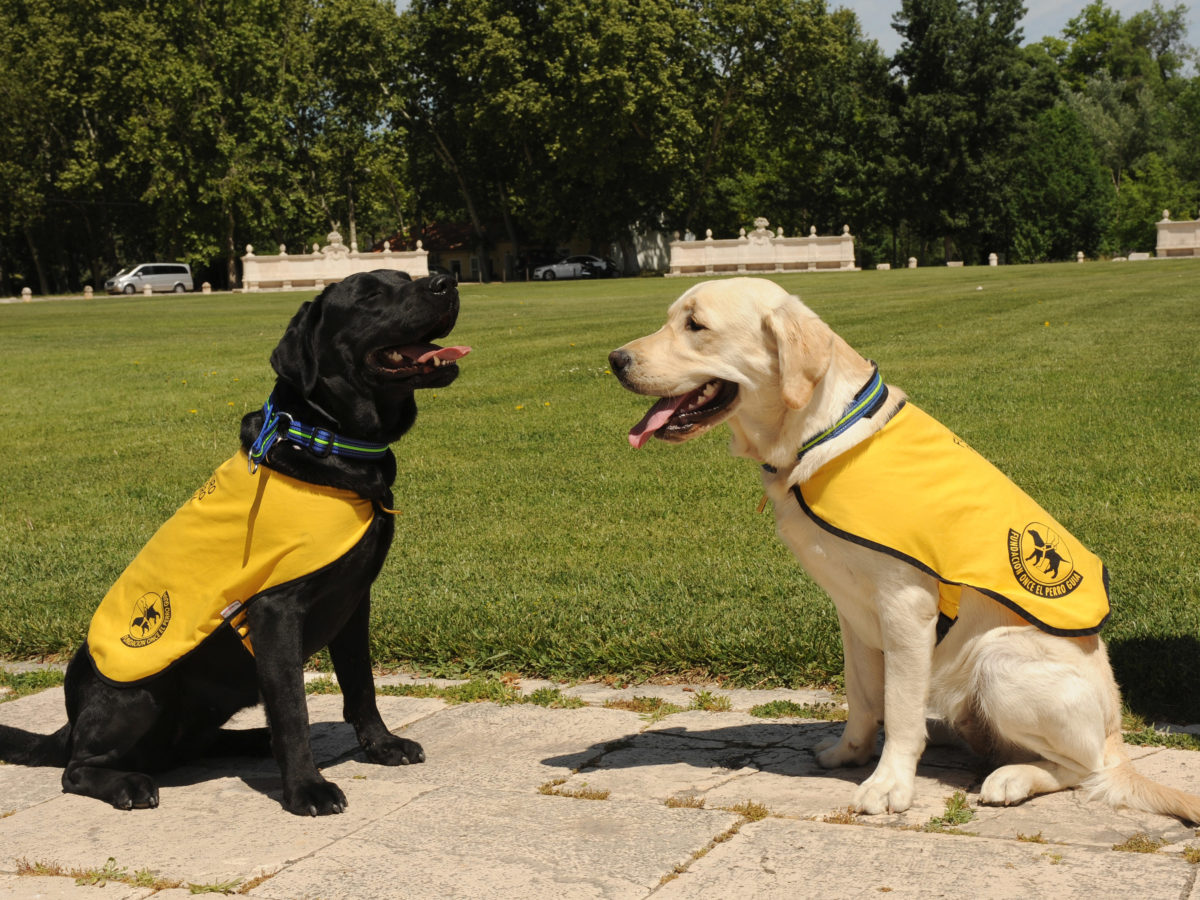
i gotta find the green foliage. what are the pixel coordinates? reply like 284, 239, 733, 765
688, 690, 732, 712
602, 697, 686, 721
748, 701, 847, 720
1008, 103, 1114, 261
2, 0, 1199, 293
374, 678, 583, 707
1121, 710, 1200, 751
892, 0, 1038, 263
1112, 832, 1168, 853
0, 669, 65, 702
922, 791, 975, 833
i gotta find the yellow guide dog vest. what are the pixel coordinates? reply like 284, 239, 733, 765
87, 450, 375, 684
794, 404, 1109, 636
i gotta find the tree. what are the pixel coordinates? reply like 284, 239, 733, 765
2, 0, 1196, 290
300, 0, 409, 251
1056, 1, 1193, 92
1007, 103, 1113, 261
1168, 76, 1200, 210
0, 0, 90, 294
891, 0, 1033, 262
536, 0, 702, 251
397, 0, 548, 280
761, 9, 904, 263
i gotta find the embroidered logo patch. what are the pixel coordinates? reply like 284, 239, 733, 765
1008, 523, 1083, 598
120, 590, 172, 648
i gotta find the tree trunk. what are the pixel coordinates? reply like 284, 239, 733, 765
426, 124, 490, 281
618, 232, 638, 275
683, 83, 739, 233
24, 226, 49, 295
225, 208, 237, 290
499, 185, 520, 281
82, 208, 106, 290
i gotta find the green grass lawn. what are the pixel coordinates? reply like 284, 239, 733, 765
2, 262, 1198, 719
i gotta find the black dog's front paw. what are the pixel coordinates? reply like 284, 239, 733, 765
364, 735, 425, 766
283, 777, 347, 816
111, 773, 160, 811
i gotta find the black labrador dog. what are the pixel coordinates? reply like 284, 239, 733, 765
0, 270, 468, 816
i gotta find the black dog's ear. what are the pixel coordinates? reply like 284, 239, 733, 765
270, 299, 322, 397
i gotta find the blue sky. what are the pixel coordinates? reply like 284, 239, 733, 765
837, 1, 1200, 56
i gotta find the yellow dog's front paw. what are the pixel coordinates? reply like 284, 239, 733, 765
814, 735, 874, 769
851, 770, 914, 815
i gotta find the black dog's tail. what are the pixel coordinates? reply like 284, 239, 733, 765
0, 722, 70, 767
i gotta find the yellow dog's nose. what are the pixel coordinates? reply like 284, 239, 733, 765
608, 348, 632, 377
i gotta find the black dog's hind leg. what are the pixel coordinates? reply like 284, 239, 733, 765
61, 680, 161, 810
250, 598, 347, 816
328, 594, 425, 766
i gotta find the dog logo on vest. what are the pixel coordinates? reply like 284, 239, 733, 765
1008, 523, 1083, 598
120, 590, 172, 648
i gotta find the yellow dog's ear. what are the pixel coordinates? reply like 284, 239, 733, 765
768, 300, 833, 410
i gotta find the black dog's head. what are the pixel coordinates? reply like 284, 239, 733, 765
270, 270, 468, 443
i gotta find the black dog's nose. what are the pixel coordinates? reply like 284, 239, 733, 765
608, 348, 632, 376
428, 274, 454, 295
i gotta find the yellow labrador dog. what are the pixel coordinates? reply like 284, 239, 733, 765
609, 276, 1200, 820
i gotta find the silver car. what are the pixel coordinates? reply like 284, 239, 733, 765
533, 255, 619, 280
106, 263, 194, 294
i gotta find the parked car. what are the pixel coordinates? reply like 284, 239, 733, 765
105, 263, 194, 294
533, 255, 620, 280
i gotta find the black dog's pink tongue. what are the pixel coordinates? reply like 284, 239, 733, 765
628, 395, 689, 449
401, 344, 472, 363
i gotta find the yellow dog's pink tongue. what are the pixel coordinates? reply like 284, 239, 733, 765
410, 345, 471, 363
628, 394, 689, 448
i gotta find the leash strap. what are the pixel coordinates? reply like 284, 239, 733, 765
762, 365, 890, 474
247, 394, 390, 473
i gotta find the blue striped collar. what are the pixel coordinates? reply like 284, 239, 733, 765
762, 365, 889, 474
247, 394, 390, 473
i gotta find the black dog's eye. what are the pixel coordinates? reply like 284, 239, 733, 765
686, 316, 706, 332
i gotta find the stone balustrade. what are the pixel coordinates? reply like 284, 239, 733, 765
668, 218, 858, 277
241, 230, 429, 291
1156, 210, 1200, 258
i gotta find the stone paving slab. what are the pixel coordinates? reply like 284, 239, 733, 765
0, 873, 154, 899
251, 787, 740, 900
3, 678, 1200, 898
656, 817, 1200, 899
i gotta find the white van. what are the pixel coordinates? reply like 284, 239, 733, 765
105, 263, 194, 294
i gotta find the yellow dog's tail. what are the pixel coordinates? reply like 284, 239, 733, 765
1083, 732, 1200, 824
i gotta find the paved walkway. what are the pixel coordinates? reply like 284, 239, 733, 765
3, 674, 1200, 899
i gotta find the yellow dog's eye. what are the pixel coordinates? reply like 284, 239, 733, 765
686, 316, 706, 332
